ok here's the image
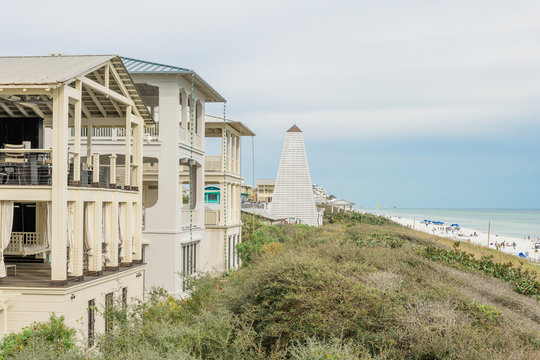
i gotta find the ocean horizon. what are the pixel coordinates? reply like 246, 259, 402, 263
362, 208, 540, 240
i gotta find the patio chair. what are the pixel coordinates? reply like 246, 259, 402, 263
2, 144, 28, 184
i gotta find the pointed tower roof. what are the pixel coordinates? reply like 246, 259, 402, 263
270, 126, 319, 226
287, 124, 302, 132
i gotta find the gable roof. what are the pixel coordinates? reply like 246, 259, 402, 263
0, 55, 153, 125
121, 57, 226, 103
0, 55, 115, 86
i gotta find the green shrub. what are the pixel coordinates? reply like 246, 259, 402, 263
423, 243, 540, 299
324, 211, 393, 226
0, 315, 77, 359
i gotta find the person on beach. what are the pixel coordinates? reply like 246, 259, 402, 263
512, 242, 516, 249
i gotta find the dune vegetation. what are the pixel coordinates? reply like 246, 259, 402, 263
2, 212, 540, 359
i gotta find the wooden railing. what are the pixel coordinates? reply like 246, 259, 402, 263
5, 232, 43, 255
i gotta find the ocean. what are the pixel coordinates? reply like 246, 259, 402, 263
365, 208, 540, 240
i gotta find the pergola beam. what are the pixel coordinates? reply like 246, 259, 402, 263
0, 102, 14, 116
79, 76, 134, 107
86, 87, 107, 117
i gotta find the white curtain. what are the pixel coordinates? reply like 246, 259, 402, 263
102, 203, 110, 263
0, 201, 14, 278
46, 202, 51, 249
67, 202, 75, 274
84, 203, 94, 255
118, 203, 125, 260
131, 204, 136, 254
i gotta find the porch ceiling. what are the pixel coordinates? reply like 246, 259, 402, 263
0, 55, 153, 126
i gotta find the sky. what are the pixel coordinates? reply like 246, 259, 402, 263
2, 0, 540, 208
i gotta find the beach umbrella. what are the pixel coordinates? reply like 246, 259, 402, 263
451, 224, 458, 227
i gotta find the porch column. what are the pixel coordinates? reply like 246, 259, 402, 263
124, 106, 132, 189
73, 80, 82, 185
133, 202, 141, 261
89, 200, 103, 272
236, 135, 240, 173
73, 199, 84, 277
106, 200, 119, 268
133, 121, 142, 190
51, 86, 69, 284
122, 202, 133, 264
219, 181, 226, 226
86, 125, 93, 166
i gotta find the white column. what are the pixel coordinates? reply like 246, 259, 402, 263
124, 106, 132, 188
51, 86, 69, 283
133, 202, 142, 261
107, 200, 119, 268
86, 125, 93, 166
73, 81, 82, 184
123, 202, 133, 263
89, 200, 103, 272
73, 199, 84, 277
219, 181, 226, 225
236, 135, 241, 173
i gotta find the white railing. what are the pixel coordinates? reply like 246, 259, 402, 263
181, 208, 200, 229
69, 126, 159, 141
0, 149, 52, 186
205, 210, 219, 226
205, 156, 239, 174
5, 232, 42, 255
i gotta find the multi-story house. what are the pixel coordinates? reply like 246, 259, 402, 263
204, 115, 254, 271
0, 55, 150, 342
73, 58, 235, 295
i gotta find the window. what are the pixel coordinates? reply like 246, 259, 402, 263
182, 242, 197, 291
88, 299, 95, 347
105, 292, 113, 334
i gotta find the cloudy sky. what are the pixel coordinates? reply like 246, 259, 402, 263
3, 0, 540, 208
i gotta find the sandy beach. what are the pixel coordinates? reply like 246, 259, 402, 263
386, 215, 540, 264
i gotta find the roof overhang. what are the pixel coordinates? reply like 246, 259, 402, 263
205, 115, 255, 137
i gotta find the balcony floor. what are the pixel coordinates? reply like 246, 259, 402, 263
0, 261, 143, 288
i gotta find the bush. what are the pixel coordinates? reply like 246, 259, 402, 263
0, 315, 78, 359
324, 211, 394, 226
423, 243, 540, 299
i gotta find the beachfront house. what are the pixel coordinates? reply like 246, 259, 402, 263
71, 57, 227, 295
204, 115, 254, 271
0, 55, 151, 341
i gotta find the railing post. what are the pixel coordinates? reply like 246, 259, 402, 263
92, 153, 99, 187
109, 154, 117, 188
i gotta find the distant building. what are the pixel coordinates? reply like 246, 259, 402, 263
256, 178, 275, 203
270, 125, 322, 226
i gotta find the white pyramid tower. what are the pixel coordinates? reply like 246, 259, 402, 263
270, 125, 320, 226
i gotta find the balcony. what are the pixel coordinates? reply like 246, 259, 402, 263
0, 149, 138, 191
205, 209, 219, 226
205, 156, 239, 174
179, 125, 203, 149
69, 125, 159, 142
0, 149, 52, 185
181, 208, 201, 229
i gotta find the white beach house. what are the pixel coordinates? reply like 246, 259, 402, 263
70, 58, 252, 295
204, 115, 254, 271
0, 55, 151, 343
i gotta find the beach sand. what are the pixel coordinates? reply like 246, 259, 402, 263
387, 216, 540, 263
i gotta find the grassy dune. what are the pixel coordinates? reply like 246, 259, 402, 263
4, 213, 540, 359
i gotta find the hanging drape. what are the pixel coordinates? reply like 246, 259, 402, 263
84, 203, 94, 255
118, 204, 125, 260
131, 204, 136, 254
0, 201, 14, 278
46, 202, 51, 249
102, 203, 110, 263
67, 202, 75, 274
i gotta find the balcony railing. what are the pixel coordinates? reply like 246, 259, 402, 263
0, 149, 137, 190
5, 232, 47, 255
181, 208, 200, 229
69, 125, 159, 141
0, 149, 52, 185
205, 156, 239, 174
205, 210, 219, 226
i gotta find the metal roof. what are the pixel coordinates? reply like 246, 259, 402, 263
205, 114, 255, 137
121, 57, 226, 103
0, 55, 115, 86
257, 178, 275, 186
